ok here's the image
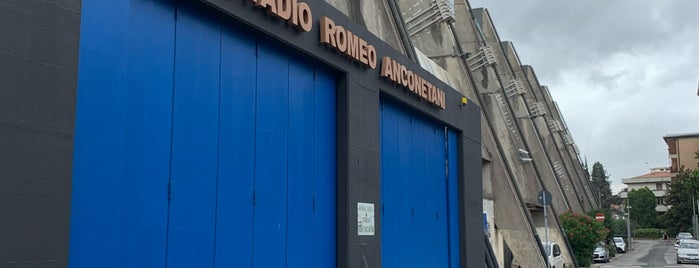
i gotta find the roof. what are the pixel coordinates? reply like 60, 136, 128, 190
621, 170, 672, 184
633, 170, 672, 179
664, 132, 699, 140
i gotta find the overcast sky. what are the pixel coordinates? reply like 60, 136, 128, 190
468, 0, 699, 194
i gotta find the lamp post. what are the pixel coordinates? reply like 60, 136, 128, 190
693, 194, 698, 239
626, 205, 632, 251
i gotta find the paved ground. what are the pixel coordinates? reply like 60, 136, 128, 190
590, 239, 695, 268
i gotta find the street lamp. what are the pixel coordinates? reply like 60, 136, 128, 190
626, 205, 632, 251
693, 194, 698, 239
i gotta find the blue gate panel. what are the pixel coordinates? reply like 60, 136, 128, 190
73, 2, 338, 268
215, 26, 257, 268
380, 101, 400, 268
253, 43, 290, 268
407, 115, 426, 268
119, 1, 176, 267
70, 1, 129, 266
312, 69, 337, 268
166, 3, 221, 267
448, 131, 461, 267
286, 60, 315, 268
430, 125, 449, 268
380, 99, 460, 268
71, 1, 176, 267
379, 102, 400, 267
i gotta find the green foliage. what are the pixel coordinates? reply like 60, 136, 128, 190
634, 228, 663, 238
610, 218, 628, 237
590, 162, 615, 208
560, 210, 608, 267
606, 243, 616, 258
628, 187, 657, 228
661, 168, 699, 235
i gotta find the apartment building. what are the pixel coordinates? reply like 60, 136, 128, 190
664, 132, 699, 173
620, 167, 672, 213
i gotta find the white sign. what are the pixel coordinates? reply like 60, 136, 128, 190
357, 202, 375, 236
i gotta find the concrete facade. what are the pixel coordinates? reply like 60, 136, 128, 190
393, 1, 597, 267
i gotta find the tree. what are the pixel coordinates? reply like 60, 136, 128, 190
628, 187, 657, 228
661, 168, 699, 235
560, 210, 607, 267
590, 162, 614, 208
607, 195, 622, 207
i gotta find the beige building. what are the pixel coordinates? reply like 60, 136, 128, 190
620, 167, 672, 213
664, 132, 699, 173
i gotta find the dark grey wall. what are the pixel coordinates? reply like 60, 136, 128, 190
0, 0, 80, 267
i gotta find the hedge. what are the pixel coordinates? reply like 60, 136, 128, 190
634, 228, 663, 239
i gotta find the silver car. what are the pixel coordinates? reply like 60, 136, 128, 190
678, 232, 694, 240
592, 243, 609, 263
677, 239, 699, 264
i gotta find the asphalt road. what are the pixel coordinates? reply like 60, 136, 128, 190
591, 239, 695, 268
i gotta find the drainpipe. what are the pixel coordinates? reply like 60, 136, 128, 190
387, 0, 418, 62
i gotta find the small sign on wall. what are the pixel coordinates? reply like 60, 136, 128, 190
357, 202, 375, 236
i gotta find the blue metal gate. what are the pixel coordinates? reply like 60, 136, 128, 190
70, 1, 336, 267
380, 99, 460, 267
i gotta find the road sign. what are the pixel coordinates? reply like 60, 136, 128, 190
595, 213, 605, 221
537, 190, 552, 206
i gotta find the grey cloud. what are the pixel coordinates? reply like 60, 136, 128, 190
471, 0, 699, 84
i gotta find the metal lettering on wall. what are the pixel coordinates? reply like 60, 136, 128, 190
380, 56, 446, 109
319, 16, 377, 69
246, 0, 447, 109
248, 0, 313, 32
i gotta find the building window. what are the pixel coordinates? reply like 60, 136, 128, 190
668, 139, 677, 154
656, 182, 663, 191
657, 197, 664, 206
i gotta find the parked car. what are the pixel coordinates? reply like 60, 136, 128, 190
592, 243, 610, 263
677, 239, 699, 264
677, 232, 693, 240
676, 232, 693, 249
613, 237, 626, 253
543, 242, 565, 268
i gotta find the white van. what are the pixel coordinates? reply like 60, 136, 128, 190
543, 242, 565, 268
613, 236, 626, 253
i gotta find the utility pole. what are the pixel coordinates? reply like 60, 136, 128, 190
538, 190, 552, 268
693, 194, 698, 239
544, 193, 549, 268
626, 204, 632, 251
